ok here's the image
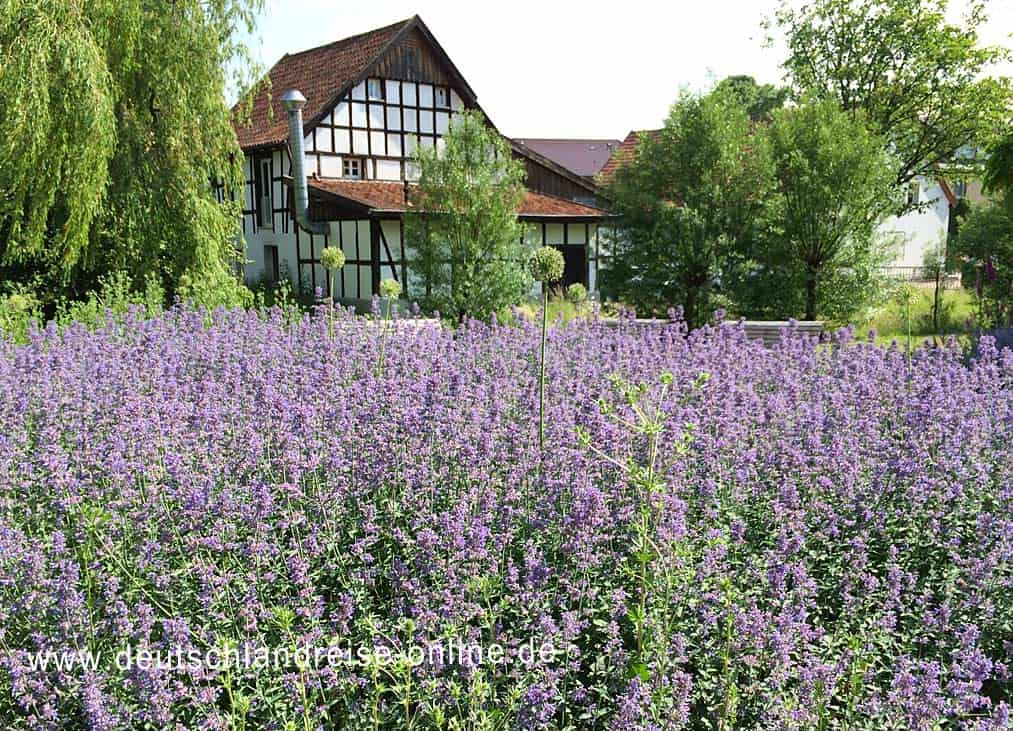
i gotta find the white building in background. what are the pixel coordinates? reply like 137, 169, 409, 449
880, 177, 956, 278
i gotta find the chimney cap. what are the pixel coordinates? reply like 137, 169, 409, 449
280, 89, 307, 111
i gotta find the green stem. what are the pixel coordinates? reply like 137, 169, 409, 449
376, 297, 391, 379
906, 296, 911, 356
538, 287, 548, 451
328, 271, 335, 341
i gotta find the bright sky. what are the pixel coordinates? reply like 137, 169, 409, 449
248, 0, 1013, 139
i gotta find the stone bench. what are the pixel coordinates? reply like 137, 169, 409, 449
596, 317, 824, 347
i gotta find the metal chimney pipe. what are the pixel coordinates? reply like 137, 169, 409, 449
280, 89, 328, 236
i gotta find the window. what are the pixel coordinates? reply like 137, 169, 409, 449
263, 245, 279, 283
404, 49, 418, 76
435, 87, 449, 108
906, 181, 920, 207
255, 157, 272, 227
954, 179, 967, 198
343, 157, 363, 179
367, 79, 383, 100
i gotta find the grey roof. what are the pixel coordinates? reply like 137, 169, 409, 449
513, 138, 623, 177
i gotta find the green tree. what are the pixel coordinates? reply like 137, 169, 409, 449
405, 111, 528, 321
773, 0, 1011, 191
0, 0, 260, 308
953, 198, 1013, 327
601, 88, 772, 328
713, 75, 789, 122
983, 130, 1013, 199
922, 241, 950, 335
759, 100, 900, 321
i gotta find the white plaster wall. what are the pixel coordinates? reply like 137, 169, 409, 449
320, 156, 341, 178
341, 220, 372, 300
298, 77, 460, 185
241, 150, 299, 287
524, 224, 543, 298
379, 220, 402, 283
880, 178, 949, 270
588, 224, 599, 292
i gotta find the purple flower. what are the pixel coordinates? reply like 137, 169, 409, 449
0, 303, 1009, 727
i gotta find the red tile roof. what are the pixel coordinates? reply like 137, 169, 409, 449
310, 179, 408, 210
596, 129, 661, 183
306, 179, 606, 218
519, 190, 604, 218
232, 17, 603, 202
233, 18, 412, 150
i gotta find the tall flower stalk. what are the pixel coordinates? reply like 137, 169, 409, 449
528, 246, 564, 450
377, 278, 401, 379
321, 247, 345, 340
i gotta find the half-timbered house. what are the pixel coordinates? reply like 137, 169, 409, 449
233, 16, 609, 305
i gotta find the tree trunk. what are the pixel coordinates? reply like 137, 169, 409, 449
932, 268, 941, 334
684, 286, 699, 331
805, 269, 818, 321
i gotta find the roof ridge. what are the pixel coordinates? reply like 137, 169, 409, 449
282, 17, 414, 59
527, 188, 600, 206
313, 177, 399, 181
525, 189, 604, 214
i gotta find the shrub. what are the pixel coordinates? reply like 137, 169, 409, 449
0, 291, 41, 343
0, 312, 1010, 728
953, 198, 1013, 328
565, 282, 588, 306
55, 271, 165, 329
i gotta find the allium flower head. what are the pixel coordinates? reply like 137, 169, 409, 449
565, 282, 588, 305
379, 278, 401, 299
528, 246, 565, 282
321, 246, 346, 271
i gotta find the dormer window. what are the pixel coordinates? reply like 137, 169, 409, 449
954, 179, 967, 198
435, 87, 449, 108
343, 157, 363, 179
367, 79, 383, 100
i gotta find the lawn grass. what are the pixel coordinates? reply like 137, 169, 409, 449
852, 285, 978, 347
257, 279, 982, 350
502, 299, 591, 324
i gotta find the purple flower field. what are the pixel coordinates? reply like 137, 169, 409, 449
1, 306, 1011, 729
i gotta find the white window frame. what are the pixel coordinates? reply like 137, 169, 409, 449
342, 157, 363, 180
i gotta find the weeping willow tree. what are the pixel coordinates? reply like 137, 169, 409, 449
0, 0, 263, 308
